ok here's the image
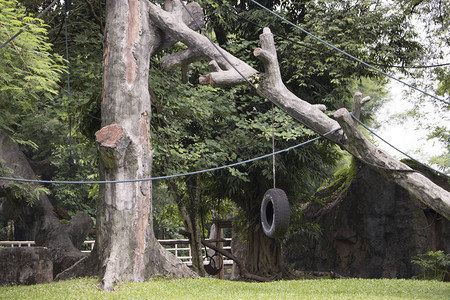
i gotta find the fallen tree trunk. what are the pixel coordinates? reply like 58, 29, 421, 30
147, 1, 450, 220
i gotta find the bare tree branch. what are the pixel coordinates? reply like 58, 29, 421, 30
334, 108, 450, 220
147, 1, 450, 219
254, 28, 343, 142
147, 1, 257, 86
352, 92, 371, 119
161, 49, 203, 69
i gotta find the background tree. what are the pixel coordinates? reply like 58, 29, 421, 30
0, 0, 95, 275
0, 0, 104, 242
0, 0, 64, 234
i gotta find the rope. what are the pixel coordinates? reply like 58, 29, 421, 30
0, 128, 340, 184
219, 2, 450, 70
271, 103, 276, 188
64, 0, 74, 166
249, 0, 450, 106
350, 112, 450, 178
0, 0, 59, 50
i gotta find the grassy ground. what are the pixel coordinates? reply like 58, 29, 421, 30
0, 277, 448, 299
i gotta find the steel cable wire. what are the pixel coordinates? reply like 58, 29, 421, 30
249, 0, 449, 105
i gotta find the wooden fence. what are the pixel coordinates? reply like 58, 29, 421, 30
0, 239, 233, 267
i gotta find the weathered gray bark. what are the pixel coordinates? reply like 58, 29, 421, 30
334, 108, 450, 220
148, 1, 257, 87
146, 3, 450, 220
96, 0, 194, 290
253, 28, 343, 142
352, 92, 370, 120
0, 131, 92, 277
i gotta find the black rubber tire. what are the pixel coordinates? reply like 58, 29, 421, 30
260, 188, 290, 238
204, 255, 221, 276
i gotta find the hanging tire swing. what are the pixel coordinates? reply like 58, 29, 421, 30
261, 105, 290, 238
204, 252, 222, 276
261, 188, 290, 238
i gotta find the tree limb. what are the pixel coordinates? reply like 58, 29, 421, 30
254, 28, 343, 142
147, 1, 450, 220
352, 92, 370, 119
147, 1, 257, 86
334, 108, 450, 220
161, 48, 203, 69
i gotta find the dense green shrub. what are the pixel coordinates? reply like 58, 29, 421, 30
412, 250, 450, 281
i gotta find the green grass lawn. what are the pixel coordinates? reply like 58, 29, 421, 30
0, 277, 448, 299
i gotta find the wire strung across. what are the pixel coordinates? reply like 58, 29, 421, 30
0, 128, 340, 184
249, 0, 449, 105
1, 1, 447, 185
350, 113, 449, 178
218, 1, 449, 70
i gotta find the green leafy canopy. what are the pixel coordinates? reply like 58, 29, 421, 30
0, 0, 64, 138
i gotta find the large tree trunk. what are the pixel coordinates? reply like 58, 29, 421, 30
0, 131, 92, 277
96, 0, 193, 290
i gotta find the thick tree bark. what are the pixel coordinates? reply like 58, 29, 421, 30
247, 224, 285, 277
0, 131, 92, 277
96, 0, 194, 290
146, 3, 450, 220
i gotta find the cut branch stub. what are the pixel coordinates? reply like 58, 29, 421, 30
352, 92, 371, 120
95, 124, 124, 148
253, 27, 283, 87
95, 124, 130, 170
334, 108, 399, 163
